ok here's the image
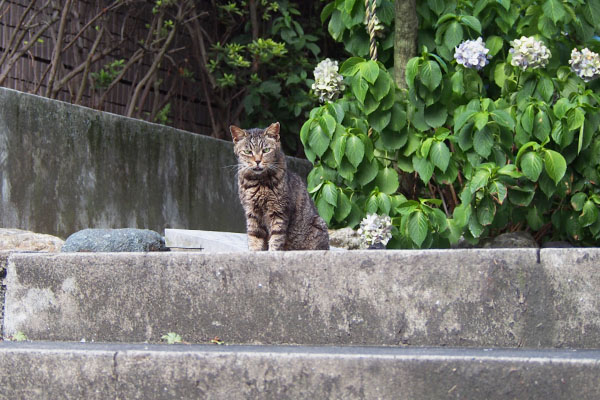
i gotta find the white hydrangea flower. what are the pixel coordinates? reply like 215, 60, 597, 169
363, 13, 385, 38
509, 36, 551, 70
454, 37, 491, 70
569, 48, 600, 82
311, 58, 345, 103
358, 213, 392, 248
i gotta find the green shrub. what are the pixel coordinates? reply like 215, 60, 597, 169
302, 0, 600, 247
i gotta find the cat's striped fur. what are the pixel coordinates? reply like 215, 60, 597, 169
230, 122, 329, 251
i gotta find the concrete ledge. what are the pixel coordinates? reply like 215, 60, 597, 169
1, 342, 600, 399
0, 87, 311, 237
3, 249, 600, 347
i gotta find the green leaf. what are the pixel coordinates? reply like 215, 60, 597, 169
444, 21, 464, 49
489, 181, 508, 204
520, 151, 543, 182
321, 182, 338, 206
493, 62, 506, 88
408, 210, 428, 247
469, 169, 490, 192
371, 70, 391, 101
316, 196, 334, 224
553, 98, 572, 119
460, 16, 482, 34
405, 57, 420, 88
468, 213, 484, 238
580, 200, 599, 227
571, 192, 587, 212
473, 111, 489, 131
542, 0, 566, 24
309, 125, 331, 157
321, 114, 336, 137
473, 126, 494, 158
477, 196, 496, 226
360, 60, 380, 84
544, 149, 567, 185
451, 70, 465, 94
430, 141, 451, 172
453, 203, 472, 227
490, 109, 515, 130
486, 36, 503, 56
526, 206, 545, 231
538, 77, 554, 102
355, 157, 379, 186
509, 186, 535, 206
351, 76, 369, 104
390, 103, 407, 131
375, 167, 400, 194
413, 155, 434, 183
345, 135, 365, 167
567, 107, 585, 131
533, 110, 551, 142
368, 109, 391, 132
520, 105, 534, 134
424, 104, 448, 128
339, 57, 364, 76
335, 190, 352, 222
328, 10, 344, 41
377, 192, 392, 215
331, 134, 347, 166
420, 60, 442, 91
454, 110, 477, 131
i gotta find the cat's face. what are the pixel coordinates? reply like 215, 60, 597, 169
230, 122, 282, 175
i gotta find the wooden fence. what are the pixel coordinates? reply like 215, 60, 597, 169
0, 0, 212, 135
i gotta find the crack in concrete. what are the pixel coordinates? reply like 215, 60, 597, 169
112, 350, 119, 393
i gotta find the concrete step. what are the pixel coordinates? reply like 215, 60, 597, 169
2, 249, 600, 347
0, 341, 599, 399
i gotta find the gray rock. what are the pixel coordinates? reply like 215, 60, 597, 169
328, 228, 363, 250
482, 231, 539, 248
61, 229, 168, 252
0, 228, 64, 252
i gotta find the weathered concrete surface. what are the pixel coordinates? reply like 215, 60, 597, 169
3, 249, 600, 347
539, 249, 600, 347
164, 228, 248, 251
0, 87, 311, 238
0, 342, 600, 400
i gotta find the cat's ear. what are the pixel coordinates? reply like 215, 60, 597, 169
265, 122, 280, 141
230, 125, 246, 143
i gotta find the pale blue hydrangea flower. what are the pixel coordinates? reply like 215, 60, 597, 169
569, 48, 600, 82
358, 213, 392, 247
454, 37, 491, 70
312, 58, 345, 103
509, 36, 551, 70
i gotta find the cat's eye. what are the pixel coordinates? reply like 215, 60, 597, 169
243, 150, 252, 155
262, 148, 271, 153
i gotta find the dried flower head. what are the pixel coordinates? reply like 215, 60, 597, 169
569, 48, 600, 82
312, 58, 345, 103
454, 37, 491, 70
358, 213, 392, 247
509, 36, 551, 70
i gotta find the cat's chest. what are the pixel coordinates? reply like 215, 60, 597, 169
242, 182, 282, 210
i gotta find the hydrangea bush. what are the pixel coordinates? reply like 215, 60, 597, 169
303, 0, 600, 247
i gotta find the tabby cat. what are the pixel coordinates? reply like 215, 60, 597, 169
230, 122, 330, 251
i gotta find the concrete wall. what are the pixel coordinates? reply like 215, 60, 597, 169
0, 87, 311, 238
